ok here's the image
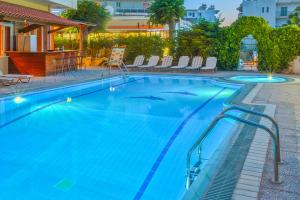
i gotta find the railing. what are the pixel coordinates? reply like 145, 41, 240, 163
115, 8, 149, 16
185, 106, 281, 190
222, 105, 281, 163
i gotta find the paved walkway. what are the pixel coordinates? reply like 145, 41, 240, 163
255, 82, 300, 199
0, 68, 121, 97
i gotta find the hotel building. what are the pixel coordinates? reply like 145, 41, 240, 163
238, 0, 300, 27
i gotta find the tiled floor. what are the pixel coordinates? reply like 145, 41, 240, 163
0, 68, 121, 97
255, 83, 300, 199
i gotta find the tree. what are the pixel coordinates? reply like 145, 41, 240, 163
288, 6, 300, 26
148, 0, 185, 39
61, 0, 110, 34
176, 19, 221, 59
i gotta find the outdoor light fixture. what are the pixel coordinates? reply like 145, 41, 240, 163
14, 96, 25, 104
268, 74, 273, 81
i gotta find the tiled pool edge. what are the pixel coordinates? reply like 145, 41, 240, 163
232, 84, 276, 200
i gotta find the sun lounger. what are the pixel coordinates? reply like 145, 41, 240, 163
154, 56, 173, 68
185, 56, 203, 70
1, 74, 33, 83
138, 56, 160, 68
0, 70, 33, 83
171, 56, 190, 69
0, 77, 18, 86
127, 55, 145, 68
201, 57, 217, 72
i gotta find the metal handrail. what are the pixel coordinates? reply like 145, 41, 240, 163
222, 105, 281, 163
186, 114, 280, 190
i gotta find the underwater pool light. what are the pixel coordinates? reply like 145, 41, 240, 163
67, 97, 72, 103
109, 86, 116, 92
14, 96, 25, 104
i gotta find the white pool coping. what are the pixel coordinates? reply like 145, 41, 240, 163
232, 84, 276, 200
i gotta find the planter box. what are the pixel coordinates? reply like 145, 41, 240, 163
292, 56, 300, 74
0, 56, 8, 74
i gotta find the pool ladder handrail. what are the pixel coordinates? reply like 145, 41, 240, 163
222, 105, 281, 163
185, 106, 281, 190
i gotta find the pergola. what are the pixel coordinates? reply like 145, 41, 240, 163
0, 1, 86, 51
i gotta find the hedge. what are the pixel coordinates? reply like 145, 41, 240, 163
55, 35, 167, 63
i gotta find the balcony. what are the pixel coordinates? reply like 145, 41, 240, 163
276, 11, 293, 18
115, 8, 149, 16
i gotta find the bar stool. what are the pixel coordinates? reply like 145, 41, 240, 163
71, 52, 77, 70
77, 51, 85, 70
54, 53, 65, 75
64, 53, 71, 72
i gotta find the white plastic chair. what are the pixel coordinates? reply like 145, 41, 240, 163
171, 56, 190, 69
154, 56, 173, 68
185, 56, 203, 70
127, 55, 145, 68
138, 56, 160, 68
201, 57, 218, 72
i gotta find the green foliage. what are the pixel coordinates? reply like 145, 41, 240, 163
217, 17, 280, 72
288, 6, 300, 25
61, 0, 110, 32
114, 36, 166, 62
149, 0, 185, 39
176, 19, 221, 59
55, 35, 166, 63
216, 16, 300, 72
271, 25, 300, 71
54, 37, 79, 50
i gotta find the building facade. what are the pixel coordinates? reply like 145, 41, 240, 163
184, 4, 220, 24
98, 0, 167, 35
238, 0, 300, 27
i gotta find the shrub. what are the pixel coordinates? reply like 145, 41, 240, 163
175, 19, 221, 60
55, 35, 167, 63
271, 25, 300, 71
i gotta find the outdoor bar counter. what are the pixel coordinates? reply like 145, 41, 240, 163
6, 50, 79, 76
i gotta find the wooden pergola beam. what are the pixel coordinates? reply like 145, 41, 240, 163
48, 26, 67, 34
18, 24, 42, 33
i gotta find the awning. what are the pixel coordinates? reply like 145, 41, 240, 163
0, 1, 80, 26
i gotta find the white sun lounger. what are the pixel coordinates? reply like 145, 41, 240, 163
201, 57, 218, 72
138, 56, 160, 68
127, 55, 145, 68
0, 70, 33, 83
171, 56, 190, 69
0, 77, 18, 86
154, 56, 173, 68
1, 74, 33, 83
185, 56, 203, 70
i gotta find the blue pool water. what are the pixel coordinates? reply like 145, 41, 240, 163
229, 75, 289, 83
0, 75, 242, 200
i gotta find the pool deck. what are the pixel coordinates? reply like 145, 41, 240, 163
0, 68, 299, 199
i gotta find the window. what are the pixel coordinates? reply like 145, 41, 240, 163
116, 2, 121, 8
281, 7, 288, 16
262, 7, 264, 13
266, 7, 269, 13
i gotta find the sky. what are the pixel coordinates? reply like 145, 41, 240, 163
184, 0, 241, 26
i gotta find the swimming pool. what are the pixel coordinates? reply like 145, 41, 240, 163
229, 75, 289, 83
0, 75, 242, 200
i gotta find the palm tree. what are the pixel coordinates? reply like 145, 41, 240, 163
148, 0, 185, 39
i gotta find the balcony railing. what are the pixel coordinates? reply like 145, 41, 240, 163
276, 11, 293, 18
115, 8, 149, 16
